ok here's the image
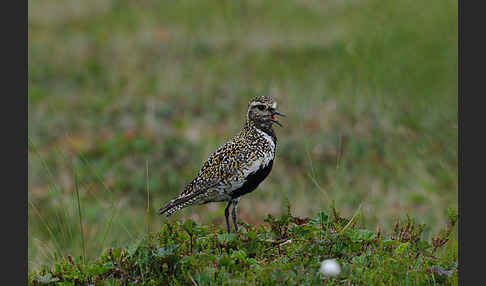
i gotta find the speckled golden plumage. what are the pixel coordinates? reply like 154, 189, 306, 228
158, 95, 285, 232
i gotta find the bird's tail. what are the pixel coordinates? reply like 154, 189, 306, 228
157, 199, 184, 217
157, 192, 202, 217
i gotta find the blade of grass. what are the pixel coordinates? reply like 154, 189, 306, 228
64, 133, 141, 257
73, 169, 86, 264
336, 133, 343, 170
29, 237, 57, 271
100, 205, 119, 253
145, 159, 152, 234
340, 204, 362, 233
29, 137, 74, 253
28, 200, 63, 257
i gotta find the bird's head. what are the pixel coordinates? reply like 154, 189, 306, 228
246, 95, 286, 130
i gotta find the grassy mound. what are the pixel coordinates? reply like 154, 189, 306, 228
29, 205, 457, 285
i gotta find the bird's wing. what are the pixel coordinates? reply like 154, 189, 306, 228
158, 137, 273, 216
158, 140, 247, 215
180, 139, 255, 197
186, 132, 277, 196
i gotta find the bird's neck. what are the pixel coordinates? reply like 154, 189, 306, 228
242, 119, 277, 144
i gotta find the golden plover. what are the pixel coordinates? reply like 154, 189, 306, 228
158, 95, 285, 232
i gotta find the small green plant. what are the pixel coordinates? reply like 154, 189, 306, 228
29, 205, 457, 285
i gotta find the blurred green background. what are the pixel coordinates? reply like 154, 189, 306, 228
28, 0, 457, 271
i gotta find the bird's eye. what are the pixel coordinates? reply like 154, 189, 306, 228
256, 105, 266, 111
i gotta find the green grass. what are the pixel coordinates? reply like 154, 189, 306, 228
28, 0, 457, 278
28, 205, 458, 285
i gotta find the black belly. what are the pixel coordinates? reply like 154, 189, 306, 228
231, 160, 274, 199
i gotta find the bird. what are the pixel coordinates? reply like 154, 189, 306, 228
158, 95, 285, 232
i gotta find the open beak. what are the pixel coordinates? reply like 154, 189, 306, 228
270, 111, 286, 127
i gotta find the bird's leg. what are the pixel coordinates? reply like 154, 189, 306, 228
231, 199, 240, 233
224, 200, 233, 233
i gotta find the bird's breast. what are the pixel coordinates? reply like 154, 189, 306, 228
254, 128, 276, 155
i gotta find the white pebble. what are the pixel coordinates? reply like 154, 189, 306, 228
319, 259, 341, 277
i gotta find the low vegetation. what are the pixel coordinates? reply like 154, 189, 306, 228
29, 203, 458, 285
